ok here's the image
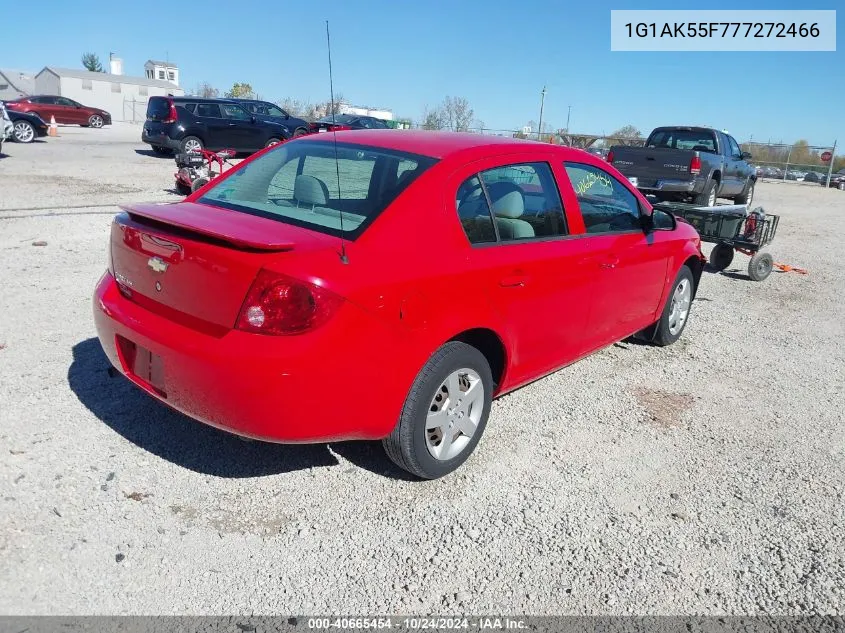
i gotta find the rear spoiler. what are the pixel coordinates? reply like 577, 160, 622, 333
119, 202, 296, 252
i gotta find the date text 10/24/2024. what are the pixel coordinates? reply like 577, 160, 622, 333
307, 617, 528, 630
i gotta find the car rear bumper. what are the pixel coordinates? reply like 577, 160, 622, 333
93, 272, 408, 443
637, 178, 699, 193
142, 129, 180, 149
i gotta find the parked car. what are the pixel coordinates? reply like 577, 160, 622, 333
142, 96, 292, 155
4, 95, 111, 128
231, 99, 311, 137
802, 171, 825, 184
308, 113, 390, 133
7, 109, 49, 143
828, 169, 845, 190
609, 126, 756, 207
92, 131, 706, 479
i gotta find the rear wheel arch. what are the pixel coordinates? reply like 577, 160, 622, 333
710, 170, 721, 186
448, 328, 508, 392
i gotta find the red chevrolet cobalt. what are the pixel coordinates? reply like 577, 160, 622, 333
93, 131, 705, 479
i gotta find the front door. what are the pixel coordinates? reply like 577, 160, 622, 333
220, 103, 263, 151
562, 162, 670, 346
55, 97, 85, 124
450, 158, 596, 384
193, 103, 231, 150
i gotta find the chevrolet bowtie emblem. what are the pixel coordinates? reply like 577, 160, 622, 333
147, 257, 168, 274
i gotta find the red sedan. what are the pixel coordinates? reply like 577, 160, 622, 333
93, 131, 705, 479
5, 95, 111, 128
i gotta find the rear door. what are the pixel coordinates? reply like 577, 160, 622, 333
29, 96, 60, 122
220, 102, 263, 151
449, 157, 597, 384
193, 103, 230, 149
561, 161, 671, 346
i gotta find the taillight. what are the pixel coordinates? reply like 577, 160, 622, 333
606, 150, 615, 164
163, 99, 177, 124
690, 155, 701, 175
236, 270, 343, 336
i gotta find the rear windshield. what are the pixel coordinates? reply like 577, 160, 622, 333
146, 97, 171, 121
199, 141, 438, 239
647, 129, 717, 153
318, 114, 356, 124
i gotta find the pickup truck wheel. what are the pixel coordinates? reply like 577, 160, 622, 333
651, 265, 694, 347
383, 341, 493, 479
735, 179, 755, 205
694, 180, 718, 207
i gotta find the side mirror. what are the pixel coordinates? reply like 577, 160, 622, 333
741, 151, 752, 160
650, 208, 677, 231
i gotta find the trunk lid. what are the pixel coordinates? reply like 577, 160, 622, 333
610, 147, 697, 187
110, 201, 335, 333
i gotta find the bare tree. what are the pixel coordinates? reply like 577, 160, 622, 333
610, 125, 642, 139
421, 105, 445, 130
81, 53, 104, 73
441, 96, 474, 132
194, 82, 219, 98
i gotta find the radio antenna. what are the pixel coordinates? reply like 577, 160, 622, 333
326, 20, 348, 264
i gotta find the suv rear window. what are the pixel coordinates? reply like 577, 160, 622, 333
146, 97, 172, 121
199, 141, 437, 239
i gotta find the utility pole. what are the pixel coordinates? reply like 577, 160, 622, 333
538, 86, 546, 140
565, 105, 572, 134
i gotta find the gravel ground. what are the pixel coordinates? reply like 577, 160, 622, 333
0, 127, 843, 615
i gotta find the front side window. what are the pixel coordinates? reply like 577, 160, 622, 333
221, 103, 251, 120
563, 162, 641, 234
200, 141, 437, 238
264, 104, 287, 117
728, 136, 742, 158
56, 97, 77, 106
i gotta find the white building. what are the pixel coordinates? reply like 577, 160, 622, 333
338, 103, 394, 121
0, 69, 36, 101
144, 60, 179, 87
34, 66, 184, 122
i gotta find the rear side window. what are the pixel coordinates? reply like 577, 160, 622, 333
563, 162, 641, 234
200, 141, 437, 239
455, 162, 567, 244
195, 103, 222, 118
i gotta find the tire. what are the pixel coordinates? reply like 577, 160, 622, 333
265, 137, 281, 148
694, 179, 719, 207
180, 136, 204, 153
152, 145, 172, 155
651, 266, 695, 347
176, 181, 192, 196
191, 177, 210, 193
293, 128, 309, 137
838, 182, 845, 191
748, 251, 774, 282
709, 243, 735, 271
735, 179, 755, 205
88, 115, 104, 128
12, 120, 36, 143
383, 341, 493, 479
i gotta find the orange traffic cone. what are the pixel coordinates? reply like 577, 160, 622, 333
48, 116, 58, 137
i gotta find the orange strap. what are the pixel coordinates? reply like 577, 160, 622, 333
774, 263, 808, 275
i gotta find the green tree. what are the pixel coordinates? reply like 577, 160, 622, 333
81, 53, 104, 73
610, 125, 641, 140
224, 83, 255, 99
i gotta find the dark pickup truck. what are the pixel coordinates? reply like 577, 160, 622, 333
608, 126, 757, 207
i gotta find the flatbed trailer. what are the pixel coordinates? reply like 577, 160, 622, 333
649, 200, 780, 282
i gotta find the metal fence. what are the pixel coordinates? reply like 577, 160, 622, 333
123, 99, 147, 124
739, 140, 839, 187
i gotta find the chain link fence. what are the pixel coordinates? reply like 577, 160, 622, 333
740, 140, 840, 187
123, 98, 148, 124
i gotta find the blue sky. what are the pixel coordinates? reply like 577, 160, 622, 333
1, 0, 841, 145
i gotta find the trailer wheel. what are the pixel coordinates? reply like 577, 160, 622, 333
748, 251, 774, 281
709, 244, 734, 271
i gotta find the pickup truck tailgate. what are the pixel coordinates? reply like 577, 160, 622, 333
610, 147, 695, 187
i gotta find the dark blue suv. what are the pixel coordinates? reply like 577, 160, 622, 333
232, 99, 311, 138
142, 96, 292, 155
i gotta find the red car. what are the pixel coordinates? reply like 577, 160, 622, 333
5, 95, 111, 128
93, 131, 705, 479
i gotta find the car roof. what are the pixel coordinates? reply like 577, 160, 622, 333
163, 96, 239, 104
302, 129, 583, 160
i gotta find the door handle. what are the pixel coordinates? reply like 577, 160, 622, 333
600, 256, 619, 269
499, 275, 528, 288
228, 123, 237, 126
